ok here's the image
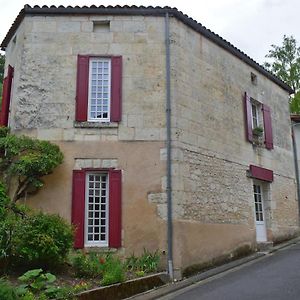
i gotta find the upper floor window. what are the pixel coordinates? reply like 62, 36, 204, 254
244, 92, 273, 150
88, 58, 111, 122
75, 55, 122, 124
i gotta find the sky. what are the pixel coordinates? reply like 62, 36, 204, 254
0, 0, 300, 64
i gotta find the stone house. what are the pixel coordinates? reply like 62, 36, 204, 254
1, 5, 299, 277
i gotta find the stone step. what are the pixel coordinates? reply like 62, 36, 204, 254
257, 242, 274, 252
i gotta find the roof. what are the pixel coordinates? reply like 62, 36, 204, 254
291, 114, 300, 122
0, 4, 294, 94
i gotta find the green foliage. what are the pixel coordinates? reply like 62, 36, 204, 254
264, 35, 300, 113
0, 181, 22, 268
12, 212, 73, 269
101, 256, 125, 286
71, 251, 125, 285
252, 126, 264, 137
125, 249, 160, 273
0, 129, 64, 201
0, 278, 19, 300
16, 269, 73, 300
71, 251, 106, 278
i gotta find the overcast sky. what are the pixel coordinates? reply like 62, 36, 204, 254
0, 0, 300, 64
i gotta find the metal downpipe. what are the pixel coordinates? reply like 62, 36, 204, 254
165, 12, 174, 280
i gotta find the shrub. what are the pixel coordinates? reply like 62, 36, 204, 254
101, 256, 125, 286
16, 268, 78, 300
12, 212, 73, 269
0, 278, 19, 300
71, 251, 106, 278
125, 249, 160, 273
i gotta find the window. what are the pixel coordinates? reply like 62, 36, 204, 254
244, 92, 273, 150
75, 55, 122, 123
72, 169, 122, 249
85, 173, 109, 247
88, 58, 111, 122
253, 184, 264, 221
0, 65, 14, 127
251, 101, 260, 129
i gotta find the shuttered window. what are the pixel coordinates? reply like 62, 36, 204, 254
72, 169, 122, 249
244, 92, 273, 150
0, 65, 14, 127
75, 55, 122, 123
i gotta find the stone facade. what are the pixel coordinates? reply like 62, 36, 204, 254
2, 6, 299, 275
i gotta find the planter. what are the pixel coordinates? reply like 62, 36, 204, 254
76, 272, 169, 300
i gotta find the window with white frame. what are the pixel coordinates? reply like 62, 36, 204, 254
253, 184, 264, 221
251, 99, 263, 130
88, 58, 111, 122
85, 173, 109, 247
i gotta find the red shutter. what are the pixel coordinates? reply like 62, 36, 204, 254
109, 169, 122, 248
75, 55, 89, 122
262, 104, 273, 150
110, 56, 122, 122
72, 170, 86, 249
244, 92, 253, 142
1, 65, 14, 126
250, 165, 273, 182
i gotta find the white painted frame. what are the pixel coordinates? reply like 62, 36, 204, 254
88, 58, 111, 123
253, 181, 267, 242
250, 98, 263, 130
84, 172, 109, 247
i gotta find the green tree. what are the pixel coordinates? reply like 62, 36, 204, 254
264, 35, 300, 113
0, 127, 64, 202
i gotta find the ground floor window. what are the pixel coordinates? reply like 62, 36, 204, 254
85, 173, 109, 247
72, 168, 122, 249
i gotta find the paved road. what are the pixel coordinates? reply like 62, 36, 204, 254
160, 243, 300, 300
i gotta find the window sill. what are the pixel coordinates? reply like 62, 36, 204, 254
74, 121, 119, 128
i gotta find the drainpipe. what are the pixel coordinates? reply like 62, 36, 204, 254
165, 12, 174, 280
291, 122, 300, 217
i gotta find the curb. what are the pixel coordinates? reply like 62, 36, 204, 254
127, 237, 300, 300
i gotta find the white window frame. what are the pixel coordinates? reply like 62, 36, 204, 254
250, 98, 263, 130
253, 183, 264, 222
88, 58, 111, 123
84, 172, 109, 247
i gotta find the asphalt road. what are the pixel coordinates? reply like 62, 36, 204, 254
159, 243, 300, 300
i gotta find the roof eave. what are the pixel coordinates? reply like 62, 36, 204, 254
0, 5, 294, 94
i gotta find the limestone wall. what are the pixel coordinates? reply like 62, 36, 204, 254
6, 15, 166, 142
168, 17, 298, 270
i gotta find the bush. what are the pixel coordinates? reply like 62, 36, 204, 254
125, 249, 160, 273
12, 212, 73, 269
0, 278, 19, 300
101, 256, 125, 286
71, 251, 106, 278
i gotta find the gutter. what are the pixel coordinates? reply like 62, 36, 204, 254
165, 12, 174, 280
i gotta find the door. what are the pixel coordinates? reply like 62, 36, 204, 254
253, 184, 267, 242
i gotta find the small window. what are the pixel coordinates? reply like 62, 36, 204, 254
93, 21, 110, 32
251, 72, 257, 85
88, 58, 111, 122
85, 173, 109, 247
250, 99, 263, 130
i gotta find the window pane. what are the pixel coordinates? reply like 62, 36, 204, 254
89, 59, 111, 120
86, 173, 108, 245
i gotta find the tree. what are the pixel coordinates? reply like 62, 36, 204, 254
264, 35, 300, 113
0, 127, 64, 202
